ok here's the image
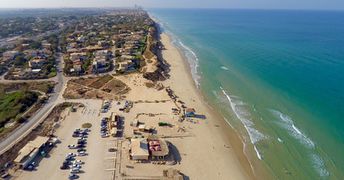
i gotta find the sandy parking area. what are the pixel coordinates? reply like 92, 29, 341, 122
15, 100, 120, 180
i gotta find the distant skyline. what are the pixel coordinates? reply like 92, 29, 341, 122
0, 0, 344, 10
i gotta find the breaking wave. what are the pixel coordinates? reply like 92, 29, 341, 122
220, 87, 265, 160
175, 40, 201, 87
270, 109, 315, 149
149, 13, 201, 87
311, 154, 330, 177
270, 109, 329, 177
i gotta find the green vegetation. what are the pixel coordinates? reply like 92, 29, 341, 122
13, 53, 27, 67
0, 81, 55, 95
0, 91, 38, 127
82, 58, 92, 72
48, 69, 57, 78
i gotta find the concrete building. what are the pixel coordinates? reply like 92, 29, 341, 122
130, 138, 149, 160
14, 136, 49, 168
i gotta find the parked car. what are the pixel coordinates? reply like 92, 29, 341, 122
60, 164, 69, 170
70, 168, 80, 173
67, 153, 76, 157
77, 141, 86, 145
78, 151, 87, 156
71, 164, 81, 169
72, 160, 84, 165
69, 174, 79, 179
101, 133, 109, 138
63, 160, 71, 165
77, 148, 86, 152
65, 156, 74, 161
68, 145, 77, 149
25, 165, 34, 171
77, 144, 86, 148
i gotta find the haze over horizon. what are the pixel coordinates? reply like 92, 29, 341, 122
0, 0, 344, 10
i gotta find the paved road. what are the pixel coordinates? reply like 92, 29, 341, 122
0, 52, 66, 155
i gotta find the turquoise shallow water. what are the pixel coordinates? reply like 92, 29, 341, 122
149, 9, 344, 179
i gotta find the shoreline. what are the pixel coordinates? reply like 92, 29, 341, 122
160, 32, 258, 179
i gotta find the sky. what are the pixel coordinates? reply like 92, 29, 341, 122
0, 0, 344, 10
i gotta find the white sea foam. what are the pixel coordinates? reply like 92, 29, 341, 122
254, 145, 262, 160
149, 13, 201, 88
176, 40, 201, 87
220, 66, 230, 71
220, 87, 266, 160
270, 109, 329, 177
270, 109, 315, 149
311, 154, 330, 177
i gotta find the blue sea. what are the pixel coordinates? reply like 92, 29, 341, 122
148, 9, 344, 179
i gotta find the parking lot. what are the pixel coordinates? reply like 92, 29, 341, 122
16, 100, 121, 180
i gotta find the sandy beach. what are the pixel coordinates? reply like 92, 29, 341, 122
11, 33, 256, 180
158, 33, 254, 179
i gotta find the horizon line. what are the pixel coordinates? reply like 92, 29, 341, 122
0, 7, 343, 12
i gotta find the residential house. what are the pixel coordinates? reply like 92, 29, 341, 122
29, 57, 46, 69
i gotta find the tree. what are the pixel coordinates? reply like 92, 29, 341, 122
13, 55, 27, 66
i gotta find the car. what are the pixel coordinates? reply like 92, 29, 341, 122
77, 148, 86, 152
25, 165, 34, 171
77, 144, 86, 148
68, 144, 77, 149
65, 156, 74, 161
101, 133, 109, 138
60, 164, 69, 170
63, 160, 71, 165
77, 139, 86, 143
67, 153, 76, 157
78, 138, 87, 142
78, 151, 87, 156
71, 164, 81, 169
101, 128, 107, 131
79, 134, 87, 138
48, 142, 54, 147
25, 161, 36, 170
69, 174, 79, 179
72, 160, 83, 165
70, 168, 80, 173
77, 141, 86, 145
79, 137, 87, 141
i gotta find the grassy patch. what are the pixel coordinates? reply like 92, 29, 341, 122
48, 69, 57, 78
82, 123, 92, 128
0, 81, 55, 94
0, 91, 38, 127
